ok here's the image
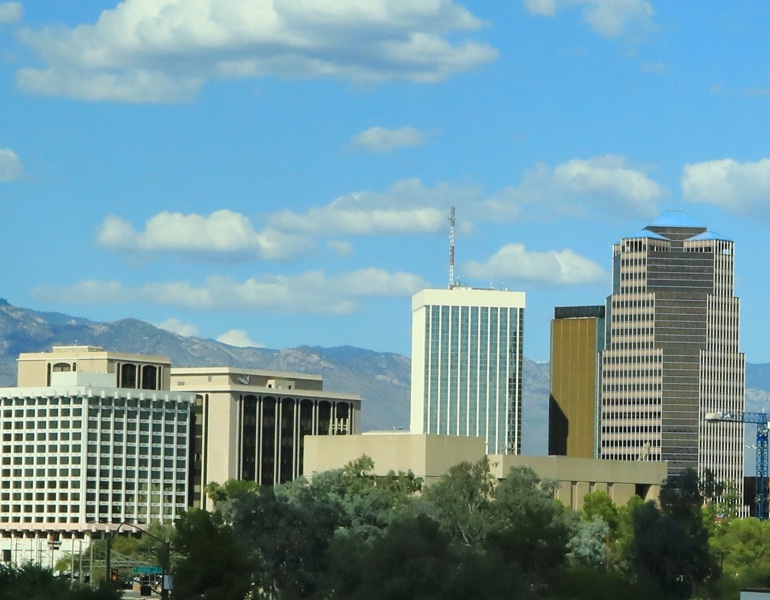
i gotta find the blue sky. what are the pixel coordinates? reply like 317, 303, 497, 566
2, 1, 770, 363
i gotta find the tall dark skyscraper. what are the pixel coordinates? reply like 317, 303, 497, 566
600, 211, 744, 490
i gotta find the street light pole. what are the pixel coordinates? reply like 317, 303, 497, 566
123, 522, 171, 600
103, 521, 171, 599
105, 522, 129, 585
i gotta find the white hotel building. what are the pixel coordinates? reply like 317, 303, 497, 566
0, 346, 192, 566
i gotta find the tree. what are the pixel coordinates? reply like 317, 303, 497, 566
631, 470, 717, 599
172, 508, 254, 600
205, 479, 259, 505
582, 490, 619, 532
700, 468, 726, 506
422, 457, 496, 549
568, 517, 611, 569
330, 513, 533, 600
231, 485, 346, 599
550, 565, 674, 600
0, 564, 120, 600
292, 455, 421, 542
422, 459, 576, 589
486, 466, 576, 576
613, 494, 644, 571
711, 516, 770, 591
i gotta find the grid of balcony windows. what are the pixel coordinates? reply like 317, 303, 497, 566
0, 391, 191, 526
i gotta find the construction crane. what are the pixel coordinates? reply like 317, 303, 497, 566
705, 411, 768, 520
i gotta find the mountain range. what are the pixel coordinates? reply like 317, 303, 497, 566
0, 298, 768, 457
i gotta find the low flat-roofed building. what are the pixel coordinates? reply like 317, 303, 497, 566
170, 367, 361, 508
304, 433, 666, 508
304, 432, 486, 482
489, 454, 666, 509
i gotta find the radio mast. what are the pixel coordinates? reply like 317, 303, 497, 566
448, 207, 456, 289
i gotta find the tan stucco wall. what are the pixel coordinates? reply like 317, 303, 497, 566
489, 454, 666, 508
304, 433, 486, 481
303, 433, 667, 507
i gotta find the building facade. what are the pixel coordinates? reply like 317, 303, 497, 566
410, 287, 525, 455
0, 347, 191, 567
169, 367, 361, 509
304, 432, 667, 508
549, 305, 605, 458
18, 345, 171, 390
600, 212, 744, 491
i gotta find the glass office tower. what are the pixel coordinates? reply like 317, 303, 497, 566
410, 287, 525, 455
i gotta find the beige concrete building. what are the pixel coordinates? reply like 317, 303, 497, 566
18, 345, 171, 390
304, 433, 666, 509
304, 432, 486, 484
170, 367, 361, 509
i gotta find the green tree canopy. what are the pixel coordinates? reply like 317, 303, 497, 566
172, 508, 254, 600
631, 470, 717, 599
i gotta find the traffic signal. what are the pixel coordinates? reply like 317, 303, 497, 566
111, 569, 119, 582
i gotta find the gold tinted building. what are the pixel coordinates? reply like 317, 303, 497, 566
549, 306, 605, 458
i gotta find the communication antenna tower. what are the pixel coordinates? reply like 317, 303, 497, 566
449, 207, 456, 289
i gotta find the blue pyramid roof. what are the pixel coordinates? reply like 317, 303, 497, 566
625, 229, 669, 240
647, 210, 705, 229
688, 231, 733, 242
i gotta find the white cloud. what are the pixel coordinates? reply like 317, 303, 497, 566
552, 156, 662, 211
351, 126, 424, 153
326, 240, 354, 257
681, 158, 770, 220
480, 155, 663, 221
95, 158, 659, 265
268, 178, 476, 236
0, 3, 21, 24
155, 317, 199, 337
32, 269, 430, 315
464, 243, 606, 286
524, 0, 654, 37
0, 149, 24, 181
96, 209, 317, 261
17, 0, 497, 102
217, 329, 262, 348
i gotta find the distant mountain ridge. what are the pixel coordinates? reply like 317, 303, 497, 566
0, 299, 767, 457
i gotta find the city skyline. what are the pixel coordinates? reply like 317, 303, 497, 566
4, 2, 770, 365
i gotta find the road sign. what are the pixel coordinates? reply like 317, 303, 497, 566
133, 566, 162, 574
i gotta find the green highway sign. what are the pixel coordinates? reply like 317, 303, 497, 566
133, 566, 162, 574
